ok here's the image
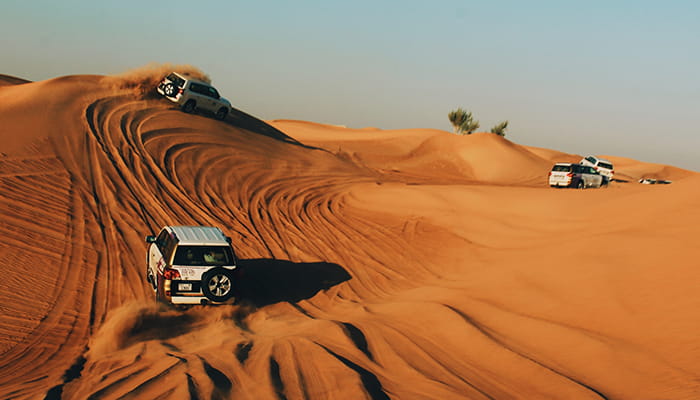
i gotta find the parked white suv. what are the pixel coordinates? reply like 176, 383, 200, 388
580, 155, 614, 183
146, 226, 239, 305
156, 72, 231, 120
548, 163, 605, 188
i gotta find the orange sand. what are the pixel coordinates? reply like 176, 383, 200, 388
1, 68, 698, 399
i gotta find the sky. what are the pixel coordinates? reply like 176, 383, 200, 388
2, 0, 699, 171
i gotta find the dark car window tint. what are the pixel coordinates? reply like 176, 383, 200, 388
162, 233, 178, 263
173, 246, 233, 266
586, 156, 596, 164
552, 165, 571, 172
167, 74, 185, 88
156, 230, 169, 252
599, 162, 613, 170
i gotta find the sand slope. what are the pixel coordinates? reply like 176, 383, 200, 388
1, 70, 699, 399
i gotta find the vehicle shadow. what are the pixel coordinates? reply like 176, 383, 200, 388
235, 259, 351, 307
225, 107, 319, 150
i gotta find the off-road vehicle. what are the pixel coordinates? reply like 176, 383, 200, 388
146, 226, 239, 305
548, 163, 605, 188
156, 72, 231, 120
580, 155, 614, 183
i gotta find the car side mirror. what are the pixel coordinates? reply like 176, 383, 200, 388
145, 235, 156, 243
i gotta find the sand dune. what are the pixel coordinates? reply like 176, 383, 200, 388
1, 68, 699, 399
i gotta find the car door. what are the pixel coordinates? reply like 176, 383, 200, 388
585, 166, 602, 187
204, 86, 221, 112
149, 229, 168, 276
188, 83, 209, 110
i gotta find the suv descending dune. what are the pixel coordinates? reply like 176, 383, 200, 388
146, 226, 240, 306
580, 155, 614, 183
156, 72, 231, 120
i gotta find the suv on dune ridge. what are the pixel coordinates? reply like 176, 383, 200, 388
146, 226, 240, 306
156, 72, 231, 120
548, 163, 605, 189
580, 155, 614, 183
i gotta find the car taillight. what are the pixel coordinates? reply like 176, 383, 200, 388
548, 171, 552, 176
163, 268, 181, 280
566, 173, 573, 178
177, 88, 183, 95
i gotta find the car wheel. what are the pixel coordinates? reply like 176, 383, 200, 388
201, 268, 235, 302
163, 83, 177, 98
577, 180, 584, 189
216, 107, 228, 120
182, 100, 196, 113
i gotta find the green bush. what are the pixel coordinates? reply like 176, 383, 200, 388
490, 121, 508, 137
448, 108, 480, 135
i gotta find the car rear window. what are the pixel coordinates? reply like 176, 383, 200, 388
552, 165, 571, 172
173, 246, 234, 266
167, 73, 185, 88
598, 162, 613, 170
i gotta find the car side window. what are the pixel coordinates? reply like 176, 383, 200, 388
163, 234, 177, 263
155, 230, 168, 252
207, 87, 219, 99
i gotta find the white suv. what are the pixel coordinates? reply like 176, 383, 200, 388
156, 72, 231, 120
580, 155, 614, 183
548, 163, 605, 188
146, 226, 239, 305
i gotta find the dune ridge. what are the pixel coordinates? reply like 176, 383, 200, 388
1, 68, 699, 399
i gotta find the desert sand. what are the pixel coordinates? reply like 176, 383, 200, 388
1, 66, 698, 400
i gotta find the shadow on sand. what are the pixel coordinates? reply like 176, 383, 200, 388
226, 107, 318, 150
236, 259, 351, 307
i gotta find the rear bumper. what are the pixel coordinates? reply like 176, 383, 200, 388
169, 296, 234, 305
549, 179, 572, 187
162, 280, 234, 305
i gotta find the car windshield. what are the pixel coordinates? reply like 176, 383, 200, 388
552, 165, 571, 172
598, 162, 613, 170
173, 246, 233, 266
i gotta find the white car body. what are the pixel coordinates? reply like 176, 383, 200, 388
580, 155, 614, 182
549, 163, 604, 188
156, 72, 231, 120
146, 226, 239, 305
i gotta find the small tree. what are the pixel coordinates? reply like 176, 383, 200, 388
448, 108, 469, 134
490, 120, 509, 136
448, 108, 480, 135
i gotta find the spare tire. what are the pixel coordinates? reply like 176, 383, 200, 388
163, 82, 177, 97
201, 267, 235, 302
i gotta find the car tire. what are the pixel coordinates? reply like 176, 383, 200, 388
163, 83, 177, 98
216, 107, 228, 120
577, 180, 584, 189
182, 100, 196, 113
201, 268, 236, 302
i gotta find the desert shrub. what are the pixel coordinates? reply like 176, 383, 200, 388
490, 121, 509, 136
448, 108, 480, 135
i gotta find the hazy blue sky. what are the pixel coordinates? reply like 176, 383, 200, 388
2, 0, 699, 170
